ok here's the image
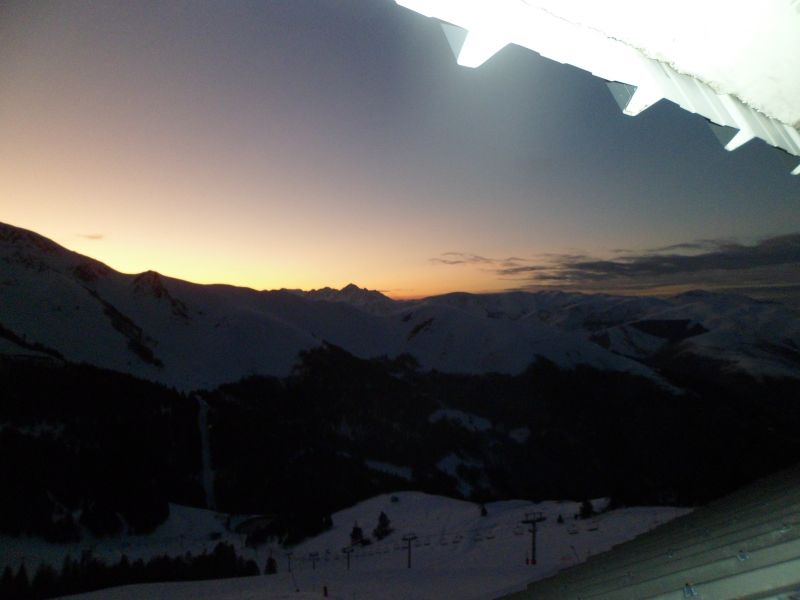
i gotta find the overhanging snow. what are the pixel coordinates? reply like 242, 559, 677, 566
395, 0, 800, 175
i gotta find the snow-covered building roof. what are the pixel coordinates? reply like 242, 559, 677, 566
502, 463, 800, 599
395, 0, 800, 175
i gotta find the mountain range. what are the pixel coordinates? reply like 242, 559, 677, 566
2, 222, 799, 391
3, 220, 800, 593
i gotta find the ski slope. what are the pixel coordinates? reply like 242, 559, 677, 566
45, 492, 687, 600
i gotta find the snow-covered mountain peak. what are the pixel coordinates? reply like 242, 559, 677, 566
1, 222, 798, 389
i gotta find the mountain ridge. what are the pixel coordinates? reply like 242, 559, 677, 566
1, 221, 798, 390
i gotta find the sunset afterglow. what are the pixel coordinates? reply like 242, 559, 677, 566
2, 1, 799, 300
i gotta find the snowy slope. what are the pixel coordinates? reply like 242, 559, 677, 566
426, 289, 800, 379
44, 492, 688, 600
2, 222, 798, 389
394, 301, 656, 378
0, 223, 659, 390
0, 504, 238, 580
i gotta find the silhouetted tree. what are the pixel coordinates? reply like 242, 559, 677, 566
241, 559, 259, 577
59, 556, 80, 596
0, 566, 15, 599
350, 522, 364, 546
579, 499, 595, 520
265, 555, 277, 575
31, 563, 58, 598
373, 511, 393, 540
112, 554, 132, 587
13, 564, 30, 600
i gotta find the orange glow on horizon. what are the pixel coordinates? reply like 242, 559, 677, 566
0, 216, 526, 299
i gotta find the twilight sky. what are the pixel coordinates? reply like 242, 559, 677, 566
2, 0, 799, 300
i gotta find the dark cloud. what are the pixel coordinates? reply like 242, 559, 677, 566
522, 234, 800, 282
430, 252, 494, 266
78, 233, 104, 240
433, 234, 800, 303
611, 239, 731, 255
430, 252, 526, 269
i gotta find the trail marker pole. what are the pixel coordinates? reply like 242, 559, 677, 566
402, 534, 418, 569
342, 546, 354, 570
521, 512, 546, 565
570, 544, 580, 562
285, 551, 293, 572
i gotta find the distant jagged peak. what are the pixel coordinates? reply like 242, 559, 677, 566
293, 282, 400, 315
339, 282, 389, 299
306, 283, 392, 300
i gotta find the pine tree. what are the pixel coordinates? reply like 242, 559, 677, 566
114, 555, 132, 587
0, 566, 15, 599
350, 522, 364, 546
32, 563, 59, 599
60, 556, 79, 596
13, 564, 30, 599
241, 559, 260, 576
264, 555, 277, 575
579, 499, 595, 520
372, 512, 393, 540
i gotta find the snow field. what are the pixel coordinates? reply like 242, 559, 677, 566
33, 492, 689, 600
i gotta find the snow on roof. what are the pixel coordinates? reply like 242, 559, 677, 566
523, 0, 800, 129
395, 0, 800, 174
